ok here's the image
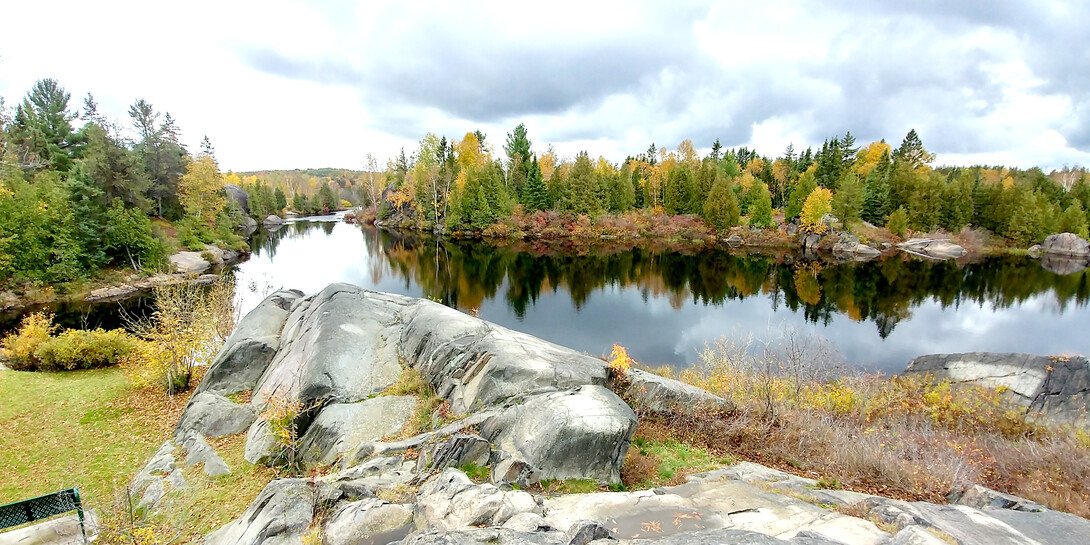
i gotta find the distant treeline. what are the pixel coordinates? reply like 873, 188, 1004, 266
368, 124, 1090, 245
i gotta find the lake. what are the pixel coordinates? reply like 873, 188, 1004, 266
227, 214, 1090, 373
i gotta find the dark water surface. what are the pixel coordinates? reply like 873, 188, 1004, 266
227, 215, 1090, 373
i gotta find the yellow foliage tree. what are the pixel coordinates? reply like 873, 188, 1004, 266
122, 277, 235, 396
853, 141, 892, 178
179, 155, 226, 223
800, 187, 834, 234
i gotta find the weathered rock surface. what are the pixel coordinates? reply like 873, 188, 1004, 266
479, 386, 636, 483
897, 238, 967, 259
84, 272, 220, 302
625, 368, 730, 413
174, 392, 256, 439
415, 469, 541, 531
1039, 232, 1090, 256
322, 498, 413, 545
204, 479, 316, 545
251, 285, 406, 406
904, 352, 1090, 427
397, 299, 610, 413
169, 251, 212, 274
296, 395, 416, 466
130, 441, 185, 513
262, 214, 283, 228
195, 289, 302, 397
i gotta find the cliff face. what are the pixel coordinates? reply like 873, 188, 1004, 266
904, 352, 1090, 428
126, 286, 1089, 545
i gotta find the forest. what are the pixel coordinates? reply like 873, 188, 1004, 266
368, 124, 1090, 247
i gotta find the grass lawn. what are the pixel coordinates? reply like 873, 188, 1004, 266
0, 366, 184, 509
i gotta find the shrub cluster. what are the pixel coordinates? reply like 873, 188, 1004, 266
1, 312, 137, 371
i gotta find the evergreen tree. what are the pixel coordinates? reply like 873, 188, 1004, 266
702, 173, 740, 231
832, 171, 864, 225
861, 150, 892, 224
522, 156, 549, 211
664, 165, 695, 215
562, 152, 602, 216
10, 79, 80, 172
940, 170, 974, 232
274, 187, 287, 211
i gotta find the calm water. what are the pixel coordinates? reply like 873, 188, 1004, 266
228, 215, 1090, 373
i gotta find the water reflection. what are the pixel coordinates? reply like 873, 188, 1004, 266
235, 220, 1090, 372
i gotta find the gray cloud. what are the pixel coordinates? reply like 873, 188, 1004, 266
231, 0, 1090, 165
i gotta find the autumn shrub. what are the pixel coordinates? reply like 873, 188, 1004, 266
34, 328, 138, 371
122, 276, 236, 395
1, 312, 56, 370
1, 312, 138, 371
619, 332, 1090, 515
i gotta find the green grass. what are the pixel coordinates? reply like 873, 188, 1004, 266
146, 433, 278, 542
624, 437, 732, 489
0, 367, 166, 507
540, 478, 601, 495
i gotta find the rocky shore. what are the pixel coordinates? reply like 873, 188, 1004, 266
129, 284, 1090, 545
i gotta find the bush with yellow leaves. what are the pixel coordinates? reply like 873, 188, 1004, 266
121, 276, 236, 395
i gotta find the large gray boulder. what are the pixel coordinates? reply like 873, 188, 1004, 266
479, 386, 637, 483
295, 396, 416, 466
1039, 232, 1090, 256
251, 285, 407, 406
168, 251, 211, 274
204, 479, 316, 545
174, 392, 256, 439
225, 183, 249, 214
904, 352, 1090, 426
398, 300, 609, 414
195, 289, 302, 397
832, 233, 881, 261
897, 238, 967, 259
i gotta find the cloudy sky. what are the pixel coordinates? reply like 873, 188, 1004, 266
1, 1, 1087, 172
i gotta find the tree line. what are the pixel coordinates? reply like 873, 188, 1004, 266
374, 124, 1090, 245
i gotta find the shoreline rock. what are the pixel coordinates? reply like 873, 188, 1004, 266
132, 286, 1090, 545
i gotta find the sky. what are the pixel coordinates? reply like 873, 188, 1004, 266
1, 1, 1088, 173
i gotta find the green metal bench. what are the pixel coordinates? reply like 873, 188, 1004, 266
0, 488, 87, 543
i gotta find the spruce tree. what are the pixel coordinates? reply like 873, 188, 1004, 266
522, 156, 549, 211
